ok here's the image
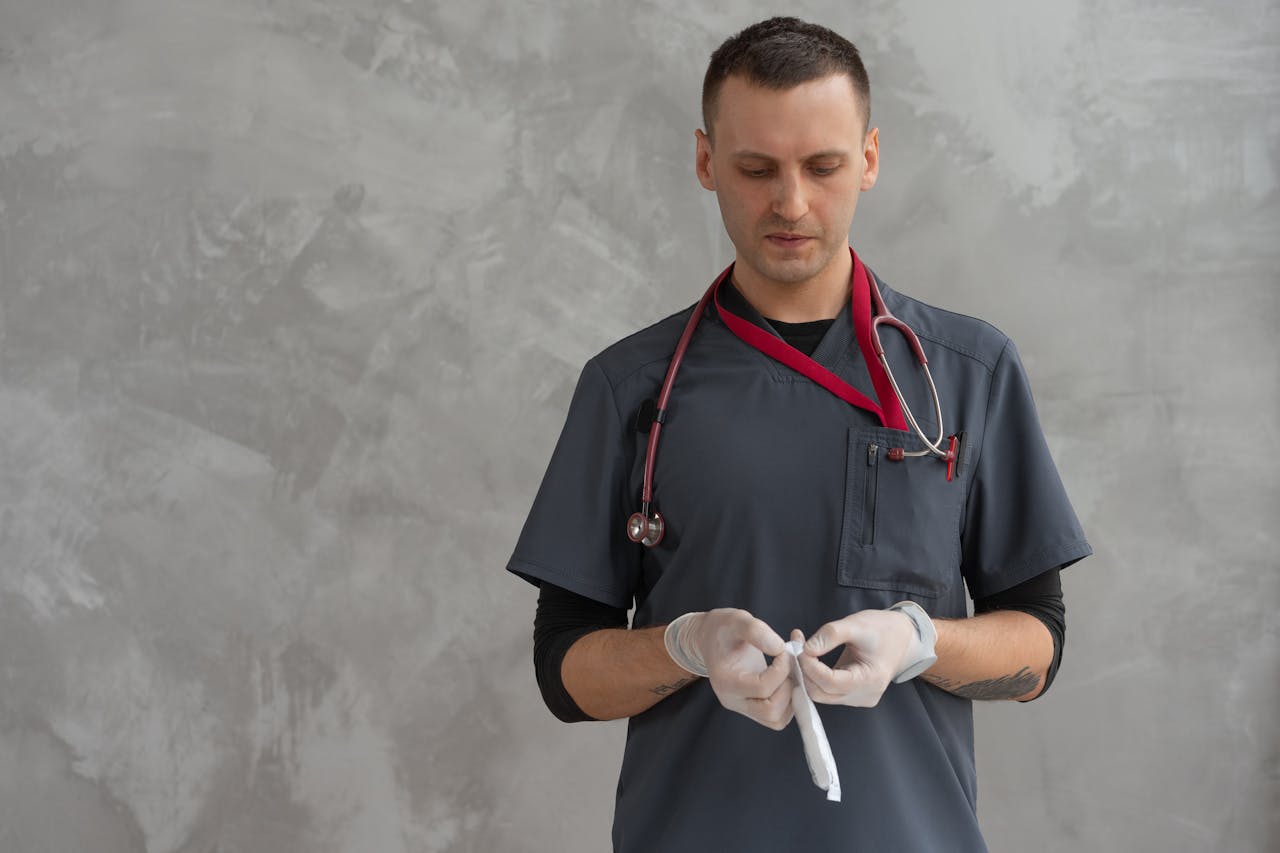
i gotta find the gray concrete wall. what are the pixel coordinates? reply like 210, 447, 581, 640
0, 1, 1276, 851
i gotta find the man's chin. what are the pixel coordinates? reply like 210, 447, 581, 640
752, 257, 825, 286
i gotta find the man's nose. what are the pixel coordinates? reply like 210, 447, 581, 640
772, 171, 809, 223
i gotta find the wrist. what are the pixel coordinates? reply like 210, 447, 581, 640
887, 601, 937, 683
663, 612, 709, 677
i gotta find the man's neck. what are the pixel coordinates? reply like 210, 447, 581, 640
731, 247, 852, 323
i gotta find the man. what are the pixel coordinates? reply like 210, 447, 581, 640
507, 17, 1090, 852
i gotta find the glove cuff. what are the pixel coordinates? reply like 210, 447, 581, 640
663, 612, 709, 677
888, 601, 938, 683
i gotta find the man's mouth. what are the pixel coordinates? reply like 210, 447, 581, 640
766, 233, 811, 247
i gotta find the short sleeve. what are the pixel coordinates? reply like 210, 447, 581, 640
506, 358, 641, 610
961, 340, 1092, 599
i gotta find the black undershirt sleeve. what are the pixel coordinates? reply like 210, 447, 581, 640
972, 568, 1066, 699
533, 581, 628, 722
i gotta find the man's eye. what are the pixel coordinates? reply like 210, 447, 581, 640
742, 169, 771, 178
812, 166, 839, 176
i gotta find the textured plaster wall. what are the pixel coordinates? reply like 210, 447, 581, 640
0, 1, 1276, 851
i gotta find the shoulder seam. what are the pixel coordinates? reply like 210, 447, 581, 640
914, 330, 1000, 374
595, 303, 697, 389
604, 303, 697, 352
886, 290, 1008, 374
584, 357, 627, 430
612, 354, 677, 389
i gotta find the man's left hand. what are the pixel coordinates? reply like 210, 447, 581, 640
796, 610, 916, 707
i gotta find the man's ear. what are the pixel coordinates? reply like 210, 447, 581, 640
860, 126, 880, 192
695, 129, 716, 191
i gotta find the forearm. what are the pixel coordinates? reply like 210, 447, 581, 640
561, 625, 698, 720
920, 610, 1053, 701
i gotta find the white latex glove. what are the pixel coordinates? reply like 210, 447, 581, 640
796, 608, 920, 707
664, 608, 793, 730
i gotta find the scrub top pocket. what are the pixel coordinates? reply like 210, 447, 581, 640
836, 426, 966, 597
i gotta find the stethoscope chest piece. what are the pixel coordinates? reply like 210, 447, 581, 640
626, 510, 665, 548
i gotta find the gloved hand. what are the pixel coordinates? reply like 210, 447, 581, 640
796, 606, 932, 707
664, 608, 794, 730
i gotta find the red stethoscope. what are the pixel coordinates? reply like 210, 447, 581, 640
626, 248, 957, 548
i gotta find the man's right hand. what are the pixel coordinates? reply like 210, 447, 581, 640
664, 609, 794, 730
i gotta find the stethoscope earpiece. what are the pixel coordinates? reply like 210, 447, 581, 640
626, 511, 665, 548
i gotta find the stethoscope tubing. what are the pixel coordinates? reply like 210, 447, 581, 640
637, 269, 726, 514
868, 283, 950, 460
627, 262, 953, 548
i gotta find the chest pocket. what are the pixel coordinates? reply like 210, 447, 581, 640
836, 426, 969, 597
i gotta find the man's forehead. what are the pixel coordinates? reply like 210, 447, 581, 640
711, 73, 865, 149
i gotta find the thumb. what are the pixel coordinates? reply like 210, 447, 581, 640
745, 618, 786, 657
805, 625, 835, 655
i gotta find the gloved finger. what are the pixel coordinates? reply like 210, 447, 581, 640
711, 645, 788, 696
802, 614, 878, 657
816, 679, 886, 707
798, 652, 873, 697
747, 648, 793, 696
740, 616, 787, 657
743, 676, 795, 730
796, 651, 840, 693
809, 684, 883, 708
809, 663, 888, 707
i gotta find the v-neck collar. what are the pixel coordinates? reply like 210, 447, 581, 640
709, 250, 908, 431
718, 276, 853, 371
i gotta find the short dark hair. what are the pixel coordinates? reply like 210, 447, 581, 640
702, 17, 870, 141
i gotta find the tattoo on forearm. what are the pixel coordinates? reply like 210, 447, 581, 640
650, 677, 695, 696
922, 667, 1041, 700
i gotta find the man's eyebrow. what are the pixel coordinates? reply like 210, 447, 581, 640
729, 149, 850, 161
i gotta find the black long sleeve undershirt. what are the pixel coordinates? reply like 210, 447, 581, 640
533, 581, 629, 723
973, 568, 1066, 702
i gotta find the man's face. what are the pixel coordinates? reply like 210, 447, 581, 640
696, 73, 878, 290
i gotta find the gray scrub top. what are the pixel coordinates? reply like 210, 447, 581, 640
507, 263, 1092, 853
